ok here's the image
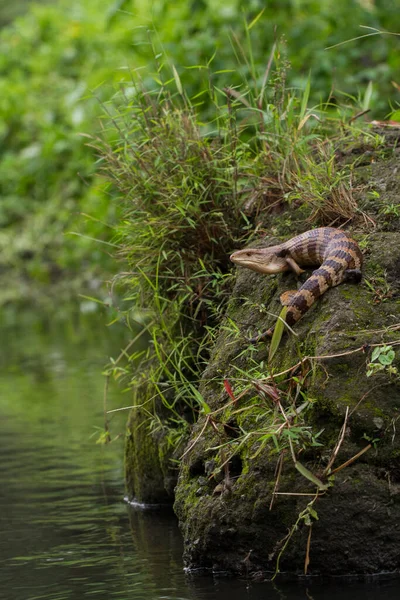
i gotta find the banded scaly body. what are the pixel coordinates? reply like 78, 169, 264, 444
230, 227, 363, 338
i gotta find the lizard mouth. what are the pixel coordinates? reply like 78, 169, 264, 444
230, 256, 287, 274
253, 261, 288, 274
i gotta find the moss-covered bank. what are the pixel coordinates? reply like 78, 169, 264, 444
125, 128, 400, 576
174, 229, 400, 576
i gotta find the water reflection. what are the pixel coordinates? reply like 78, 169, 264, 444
1, 309, 400, 600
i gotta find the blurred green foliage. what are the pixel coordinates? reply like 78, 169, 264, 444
0, 0, 135, 297
0, 0, 399, 304
127, 0, 400, 111
0, 0, 43, 27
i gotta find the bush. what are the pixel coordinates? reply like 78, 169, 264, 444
0, 0, 136, 296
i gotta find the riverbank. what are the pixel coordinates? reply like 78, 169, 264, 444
119, 78, 400, 576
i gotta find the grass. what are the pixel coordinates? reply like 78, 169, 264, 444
98, 73, 254, 442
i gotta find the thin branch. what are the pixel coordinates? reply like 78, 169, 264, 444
103, 374, 111, 443
304, 525, 312, 575
180, 416, 210, 459
270, 451, 284, 510
323, 406, 349, 475
330, 444, 371, 475
274, 492, 321, 496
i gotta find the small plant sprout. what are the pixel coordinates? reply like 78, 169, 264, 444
367, 345, 397, 377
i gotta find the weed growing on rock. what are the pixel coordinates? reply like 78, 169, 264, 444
367, 345, 397, 377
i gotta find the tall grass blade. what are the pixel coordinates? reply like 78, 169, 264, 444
362, 81, 373, 111
299, 72, 311, 121
268, 306, 288, 362
248, 8, 265, 30
172, 64, 183, 95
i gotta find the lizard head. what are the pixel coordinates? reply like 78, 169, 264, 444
230, 246, 289, 274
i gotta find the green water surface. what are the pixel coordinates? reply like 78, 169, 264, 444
1, 307, 400, 600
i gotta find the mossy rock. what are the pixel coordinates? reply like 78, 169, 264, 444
125, 383, 182, 504
124, 128, 400, 573
174, 232, 400, 577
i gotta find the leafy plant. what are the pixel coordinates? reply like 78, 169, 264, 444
380, 203, 400, 218
367, 345, 397, 377
364, 273, 393, 304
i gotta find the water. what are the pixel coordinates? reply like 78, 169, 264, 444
1, 308, 400, 600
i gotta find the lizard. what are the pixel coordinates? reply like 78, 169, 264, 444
230, 227, 363, 341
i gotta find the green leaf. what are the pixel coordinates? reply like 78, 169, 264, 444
271, 435, 280, 452
268, 306, 288, 362
371, 346, 381, 362
299, 72, 311, 120
78, 294, 108, 306
379, 352, 394, 366
295, 461, 329, 490
367, 363, 384, 377
172, 65, 183, 95
247, 8, 265, 30
362, 81, 373, 111
188, 384, 211, 414
308, 506, 319, 520
390, 110, 400, 122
